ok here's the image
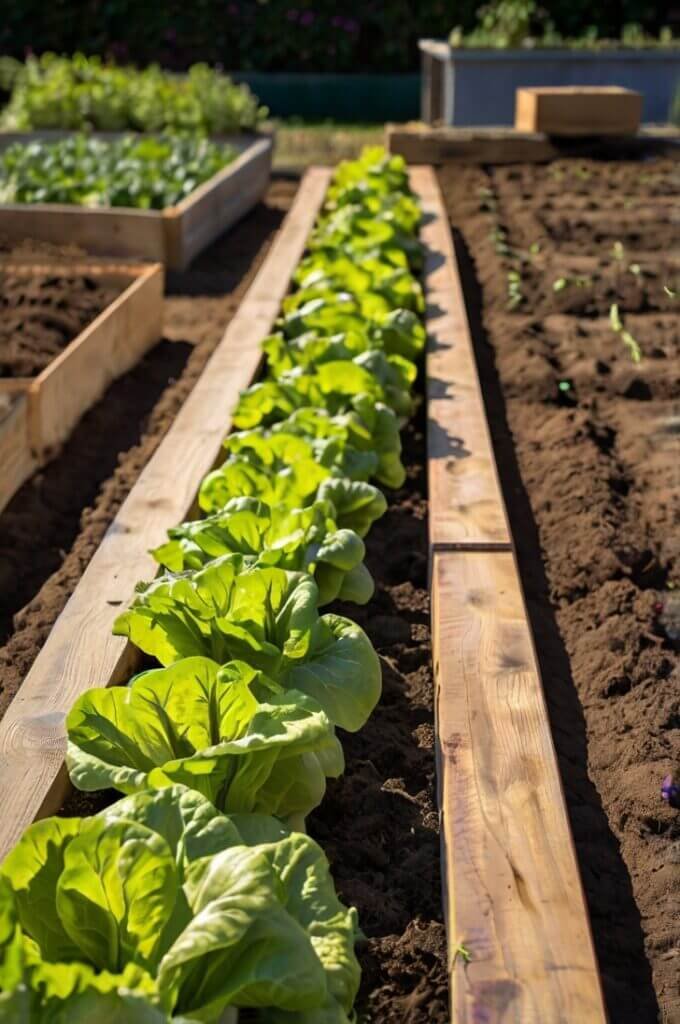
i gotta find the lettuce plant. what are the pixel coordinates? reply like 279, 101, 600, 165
0, 786, 360, 1022
234, 355, 413, 428
152, 497, 374, 605
198, 456, 387, 536
67, 657, 343, 826
113, 555, 381, 732
224, 427, 379, 484
272, 404, 405, 489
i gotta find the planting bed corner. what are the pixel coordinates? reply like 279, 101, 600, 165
0, 258, 163, 512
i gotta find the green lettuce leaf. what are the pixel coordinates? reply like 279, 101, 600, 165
113, 558, 381, 732
66, 657, 344, 825
151, 498, 373, 606
198, 461, 386, 538
1, 788, 359, 1022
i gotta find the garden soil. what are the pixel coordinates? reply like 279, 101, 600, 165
0, 246, 123, 378
439, 158, 679, 1024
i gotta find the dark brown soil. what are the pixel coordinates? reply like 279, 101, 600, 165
440, 158, 679, 1024
0, 177, 297, 715
308, 396, 448, 1023
0, 260, 122, 378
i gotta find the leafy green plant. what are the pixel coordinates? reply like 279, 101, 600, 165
609, 302, 642, 362
0, 786, 360, 1022
67, 657, 344, 825
198, 455, 387, 536
151, 497, 374, 605
450, 1, 678, 49
1, 54, 266, 133
113, 555, 381, 732
0, 133, 235, 210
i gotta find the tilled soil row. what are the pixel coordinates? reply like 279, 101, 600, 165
440, 159, 679, 1024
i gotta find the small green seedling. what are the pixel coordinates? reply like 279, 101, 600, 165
453, 943, 472, 964
609, 303, 642, 363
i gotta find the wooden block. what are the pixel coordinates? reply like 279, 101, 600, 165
515, 87, 642, 136
0, 133, 273, 270
409, 165, 511, 550
432, 550, 607, 1023
0, 167, 331, 864
0, 396, 37, 514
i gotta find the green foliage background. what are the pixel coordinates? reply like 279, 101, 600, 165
0, 0, 670, 73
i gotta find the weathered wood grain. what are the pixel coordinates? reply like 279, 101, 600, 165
432, 550, 607, 1023
410, 165, 511, 550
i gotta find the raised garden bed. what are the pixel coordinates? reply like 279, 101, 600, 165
439, 156, 679, 1022
0, 131, 273, 269
0, 148, 621, 1021
0, 256, 162, 512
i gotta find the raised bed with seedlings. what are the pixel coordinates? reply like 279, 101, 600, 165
440, 156, 679, 1022
0, 131, 273, 268
0, 150, 451, 1022
0, 253, 163, 512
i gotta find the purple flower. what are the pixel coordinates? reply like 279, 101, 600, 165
344, 17, 359, 32
331, 15, 343, 27
661, 774, 680, 809
164, 27, 177, 42
300, 11, 315, 26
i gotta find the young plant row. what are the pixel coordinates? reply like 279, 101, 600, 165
0, 146, 425, 1023
0, 134, 237, 210
0, 54, 266, 134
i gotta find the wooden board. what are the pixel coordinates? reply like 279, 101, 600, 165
409, 165, 510, 550
0, 133, 273, 270
0, 396, 37, 514
387, 122, 680, 164
515, 86, 642, 136
0, 166, 331, 864
432, 550, 607, 1023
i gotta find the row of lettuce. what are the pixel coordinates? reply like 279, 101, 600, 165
0, 147, 425, 1023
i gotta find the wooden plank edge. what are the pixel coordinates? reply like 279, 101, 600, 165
387, 123, 680, 163
409, 164, 511, 550
432, 548, 607, 1023
0, 396, 37, 515
0, 167, 332, 862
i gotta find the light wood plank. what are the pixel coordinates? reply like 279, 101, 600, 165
515, 86, 642, 137
386, 123, 680, 164
0, 168, 331, 861
432, 550, 607, 1023
0, 396, 37, 514
409, 165, 511, 549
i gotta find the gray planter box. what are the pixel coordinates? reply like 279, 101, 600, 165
419, 40, 680, 126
